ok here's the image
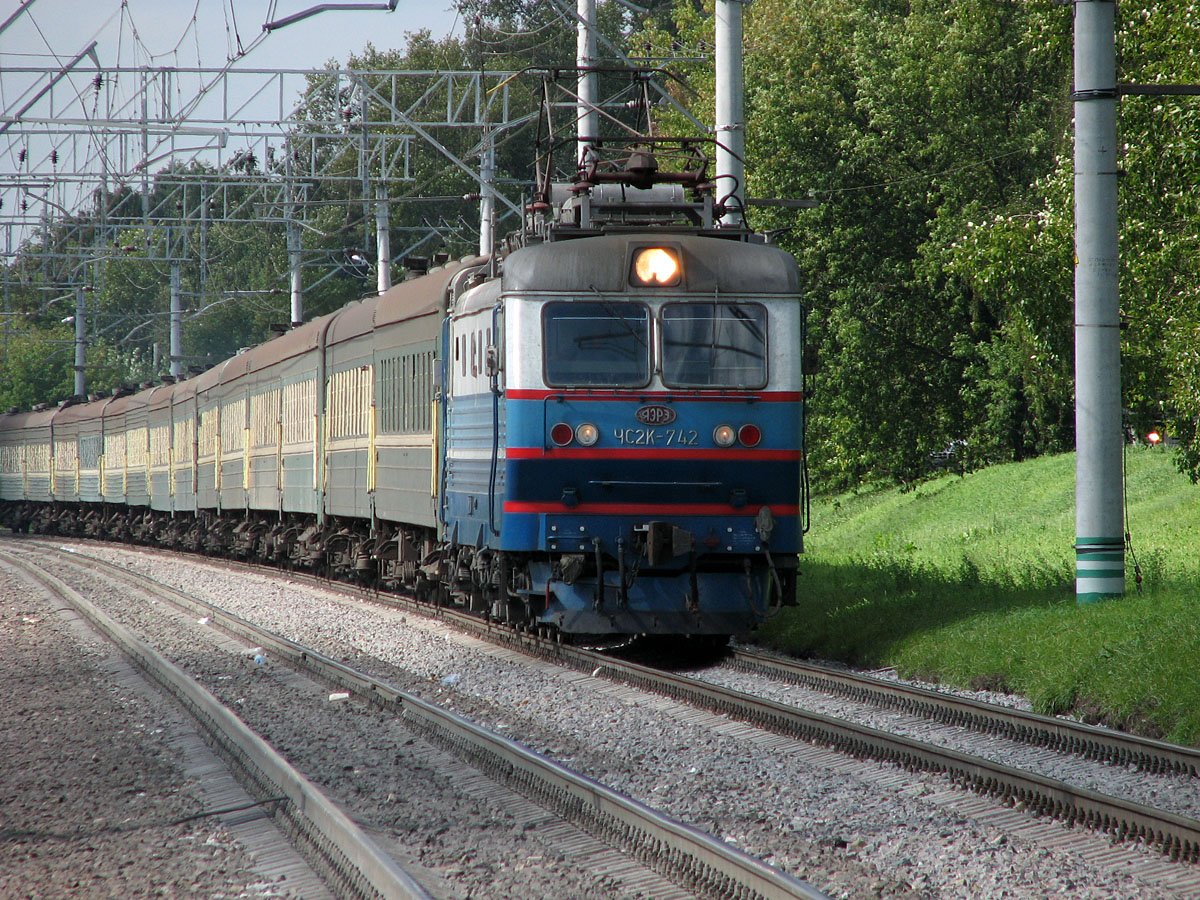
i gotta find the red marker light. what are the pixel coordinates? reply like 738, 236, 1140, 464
550, 423, 575, 446
738, 424, 762, 447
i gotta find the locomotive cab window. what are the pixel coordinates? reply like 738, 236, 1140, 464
542, 301, 650, 387
661, 302, 768, 388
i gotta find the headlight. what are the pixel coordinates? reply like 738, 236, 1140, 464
713, 424, 736, 447
575, 422, 599, 446
630, 247, 681, 286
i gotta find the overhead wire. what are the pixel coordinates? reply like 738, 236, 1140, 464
6, 1, 513, 311
8, 4, 125, 233
227, 0, 248, 61
812, 148, 1035, 199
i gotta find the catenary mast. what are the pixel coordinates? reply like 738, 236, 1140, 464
1073, 0, 1125, 602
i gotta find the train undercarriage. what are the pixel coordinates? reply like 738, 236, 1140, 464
0, 499, 796, 639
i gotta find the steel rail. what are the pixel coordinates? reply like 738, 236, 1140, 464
262, 568, 1200, 864
27, 538, 1200, 865
0, 548, 431, 900
727, 646, 1200, 777
30, 544, 829, 900
571, 650, 1200, 863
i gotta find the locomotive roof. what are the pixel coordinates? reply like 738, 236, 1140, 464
454, 276, 502, 316
501, 233, 800, 295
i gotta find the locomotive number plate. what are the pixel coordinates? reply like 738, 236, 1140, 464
613, 427, 699, 446
635, 404, 676, 426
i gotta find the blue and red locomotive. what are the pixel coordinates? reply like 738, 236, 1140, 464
1, 136, 808, 640
444, 229, 806, 636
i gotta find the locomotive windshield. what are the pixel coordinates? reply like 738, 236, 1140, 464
661, 302, 768, 388
543, 301, 650, 387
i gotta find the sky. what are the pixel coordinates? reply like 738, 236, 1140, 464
0, 0, 466, 253
1, 0, 463, 73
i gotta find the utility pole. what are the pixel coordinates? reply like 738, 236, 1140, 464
169, 262, 183, 378
1073, 0, 1125, 602
288, 221, 303, 326
2, 254, 10, 356
576, 0, 599, 167
375, 184, 392, 294
285, 145, 303, 326
715, 0, 748, 226
73, 285, 86, 397
479, 129, 495, 258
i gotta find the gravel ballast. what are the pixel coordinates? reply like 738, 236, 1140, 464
6, 544, 706, 900
0, 562, 295, 899
9, 538, 1200, 899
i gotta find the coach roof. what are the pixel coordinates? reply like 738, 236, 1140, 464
377, 256, 484, 326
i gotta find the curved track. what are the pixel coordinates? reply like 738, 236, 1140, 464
0, 546, 431, 900
17, 534, 1200, 880
10, 539, 828, 900
727, 647, 1200, 777
210, 546, 1200, 865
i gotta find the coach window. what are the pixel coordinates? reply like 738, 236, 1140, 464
660, 302, 768, 389
543, 300, 650, 387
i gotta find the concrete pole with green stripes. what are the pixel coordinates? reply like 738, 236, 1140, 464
1073, 0, 1125, 603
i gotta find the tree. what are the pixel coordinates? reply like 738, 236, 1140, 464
1111, 5, 1200, 479
722, 0, 1072, 487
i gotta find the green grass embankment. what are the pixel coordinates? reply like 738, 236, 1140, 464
758, 448, 1200, 745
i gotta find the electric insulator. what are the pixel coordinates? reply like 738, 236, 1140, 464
50, 149, 58, 166
93, 73, 104, 91
18, 148, 26, 163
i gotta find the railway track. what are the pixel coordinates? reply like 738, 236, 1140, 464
146, 542, 1200, 865
725, 646, 1200, 778
173, 543, 1200, 868
583, 649, 1200, 865
16, 535, 1200, 893
7, 539, 827, 900
0, 546, 431, 900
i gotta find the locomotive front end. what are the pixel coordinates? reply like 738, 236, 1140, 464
500, 234, 806, 637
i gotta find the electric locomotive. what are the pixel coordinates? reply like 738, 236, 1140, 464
0, 127, 808, 643
436, 139, 808, 637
